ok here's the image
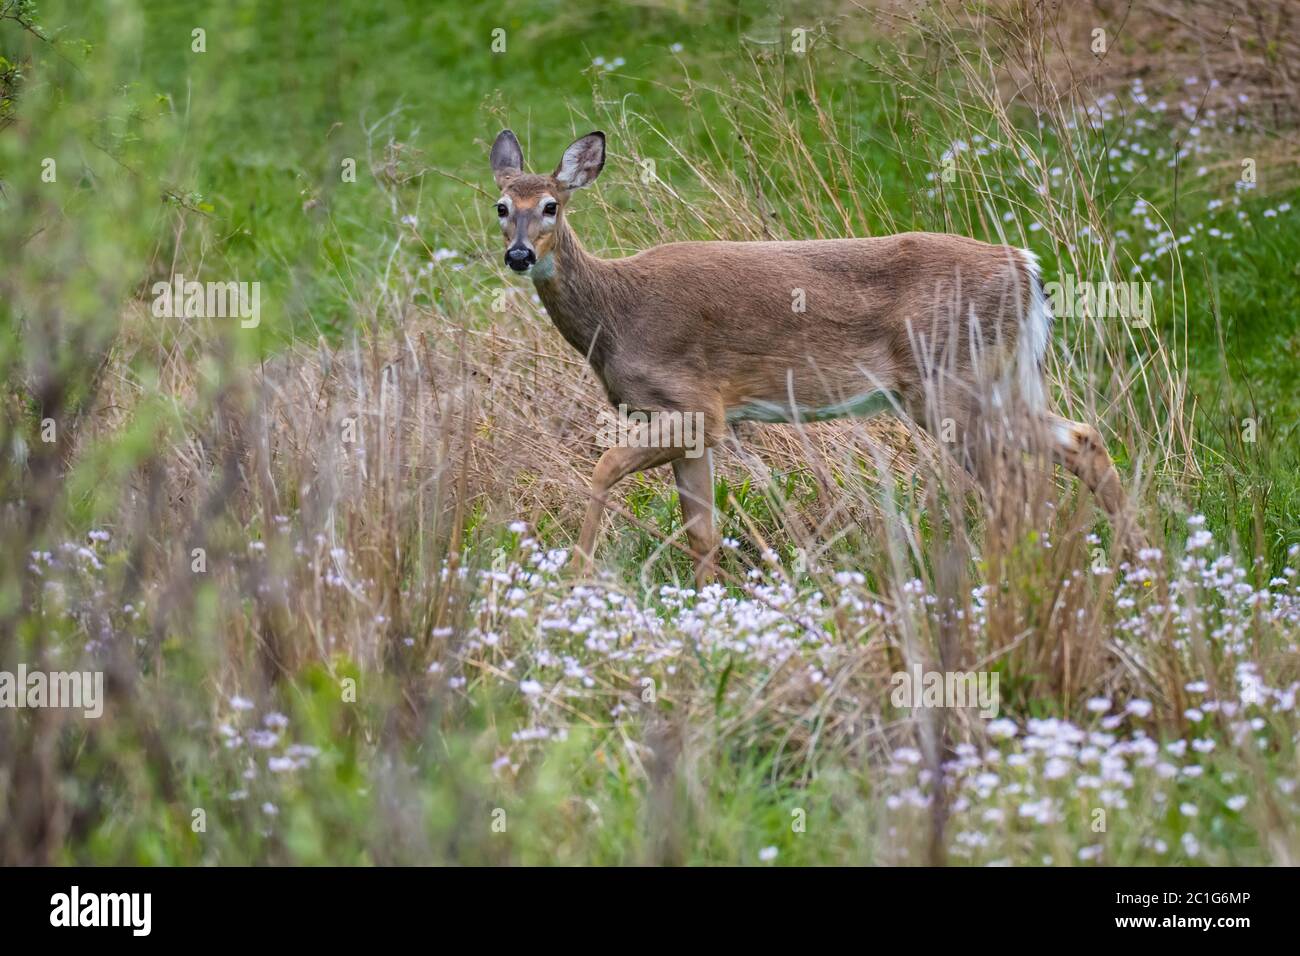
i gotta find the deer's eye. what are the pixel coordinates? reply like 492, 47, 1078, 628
543, 201, 558, 217
496, 203, 508, 217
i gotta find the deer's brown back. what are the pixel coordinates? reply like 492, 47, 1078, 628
587, 232, 1037, 418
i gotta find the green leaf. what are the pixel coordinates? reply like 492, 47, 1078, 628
714, 655, 734, 716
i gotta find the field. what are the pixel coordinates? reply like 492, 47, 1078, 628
1, 0, 1298, 865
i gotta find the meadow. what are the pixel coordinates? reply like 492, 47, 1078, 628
1, 0, 1298, 865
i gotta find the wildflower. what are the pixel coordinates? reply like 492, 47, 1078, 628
892, 747, 922, 765
247, 730, 279, 749
987, 719, 1018, 739
1125, 699, 1153, 718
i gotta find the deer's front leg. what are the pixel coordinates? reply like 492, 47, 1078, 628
671, 450, 718, 588
576, 443, 684, 577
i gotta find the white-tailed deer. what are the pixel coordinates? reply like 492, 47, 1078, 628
488, 129, 1138, 586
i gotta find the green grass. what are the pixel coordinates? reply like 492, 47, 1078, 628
3, 0, 1299, 865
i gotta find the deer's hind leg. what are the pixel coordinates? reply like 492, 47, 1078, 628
1044, 413, 1144, 547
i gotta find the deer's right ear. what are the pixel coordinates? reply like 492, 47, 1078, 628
490, 129, 524, 188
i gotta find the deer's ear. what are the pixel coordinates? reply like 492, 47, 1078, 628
554, 131, 605, 190
490, 129, 524, 187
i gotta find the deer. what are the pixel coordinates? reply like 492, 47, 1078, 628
487, 128, 1140, 587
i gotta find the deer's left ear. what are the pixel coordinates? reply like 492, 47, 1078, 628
554, 131, 605, 190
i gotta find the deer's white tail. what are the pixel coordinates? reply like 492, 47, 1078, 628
1015, 248, 1052, 410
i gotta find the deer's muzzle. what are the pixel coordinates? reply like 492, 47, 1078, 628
506, 246, 536, 272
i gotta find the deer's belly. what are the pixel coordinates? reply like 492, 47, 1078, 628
725, 389, 897, 424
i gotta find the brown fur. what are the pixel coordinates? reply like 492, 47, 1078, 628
489, 131, 1140, 583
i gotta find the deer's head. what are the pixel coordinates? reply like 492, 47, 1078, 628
489, 129, 605, 276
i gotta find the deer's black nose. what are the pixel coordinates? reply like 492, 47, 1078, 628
506, 247, 536, 272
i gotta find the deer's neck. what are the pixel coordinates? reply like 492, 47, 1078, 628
531, 220, 621, 363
